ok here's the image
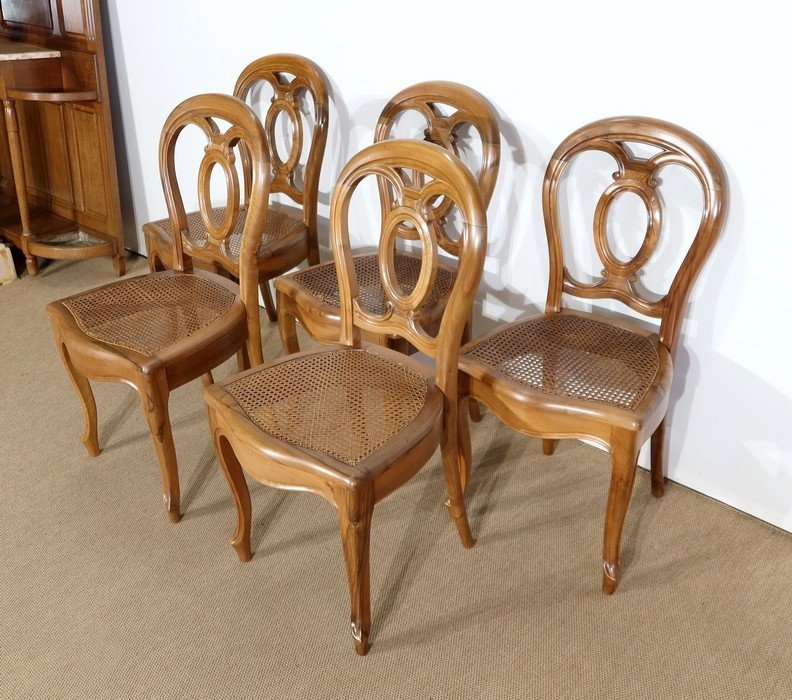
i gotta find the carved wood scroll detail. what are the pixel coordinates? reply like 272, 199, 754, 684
331, 139, 487, 375
234, 55, 329, 211
374, 82, 500, 257
543, 117, 727, 350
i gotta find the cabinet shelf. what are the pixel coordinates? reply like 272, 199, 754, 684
0, 205, 115, 261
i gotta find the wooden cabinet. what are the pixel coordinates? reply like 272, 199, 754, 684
0, 0, 125, 277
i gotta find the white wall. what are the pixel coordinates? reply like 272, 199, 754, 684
104, 0, 792, 531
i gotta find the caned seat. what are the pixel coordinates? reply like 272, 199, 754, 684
204, 139, 487, 655
462, 313, 664, 413
47, 94, 270, 523
215, 346, 440, 474
144, 54, 329, 323
145, 206, 306, 259
61, 273, 237, 357
275, 80, 499, 358
288, 252, 455, 319
458, 117, 727, 595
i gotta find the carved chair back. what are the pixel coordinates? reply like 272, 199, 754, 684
543, 116, 727, 352
234, 53, 329, 242
373, 81, 500, 256
159, 93, 270, 364
331, 139, 487, 396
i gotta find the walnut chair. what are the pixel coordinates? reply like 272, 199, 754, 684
204, 139, 487, 655
47, 94, 271, 523
274, 80, 499, 356
144, 54, 329, 322
458, 116, 727, 595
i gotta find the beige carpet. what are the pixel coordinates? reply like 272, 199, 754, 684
1, 255, 791, 700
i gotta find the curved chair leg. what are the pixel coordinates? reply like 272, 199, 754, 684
200, 371, 214, 388
214, 433, 252, 562
136, 372, 181, 523
336, 482, 374, 656
58, 342, 99, 457
276, 289, 301, 355
602, 428, 640, 595
441, 414, 476, 549
236, 344, 251, 372
258, 275, 277, 323
650, 419, 666, 498
542, 439, 557, 456
147, 249, 166, 273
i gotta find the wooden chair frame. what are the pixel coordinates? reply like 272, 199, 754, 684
275, 80, 499, 355
204, 139, 487, 654
48, 94, 270, 522
144, 53, 329, 322
459, 116, 727, 594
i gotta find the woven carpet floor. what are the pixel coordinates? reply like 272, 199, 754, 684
1, 255, 791, 699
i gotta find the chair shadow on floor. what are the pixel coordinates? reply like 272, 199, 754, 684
371, 472, 740, 656
371, 414, 522, 644
179, 442, 220, 517
371, 462, 449, 642
464, 431, 660, 585
366, 413, 750, 653
92, 389, 138, 448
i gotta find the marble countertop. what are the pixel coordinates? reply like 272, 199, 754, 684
0, 38, 60, 62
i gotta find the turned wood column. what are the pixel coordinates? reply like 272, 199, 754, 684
3, 98, 37, 276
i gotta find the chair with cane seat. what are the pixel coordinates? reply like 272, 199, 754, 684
274, 81, 499, 356
143, 54, 329, 322
458, 116, 727, 594
47, 94, 271, 523
203, 138, 487, 654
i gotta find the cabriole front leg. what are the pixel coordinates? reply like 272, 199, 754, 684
135, 372, 181, 523
213, 431, 253, 562
602, 428, 640, 595
336, 481, 374, 655
57, 341, 99, 457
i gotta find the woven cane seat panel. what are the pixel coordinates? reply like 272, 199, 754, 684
63, 274, 235, 356
289, 253, 455, 316
152, 206, 305, 256
224, 349, 430, 467
464, 315, 660, 411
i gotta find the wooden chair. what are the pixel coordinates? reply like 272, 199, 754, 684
203, 139, 487, 655
274, 80, 499, 355
458, 116, 727, 594
47, 94, 270, 523
144, 54, 329, 322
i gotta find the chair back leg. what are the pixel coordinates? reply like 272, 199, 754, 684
235, 345, 251, 372
441, 413, 476, 549
650, 420, 666, 498
258, 276, 278, 323
276, 289, 301, 355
